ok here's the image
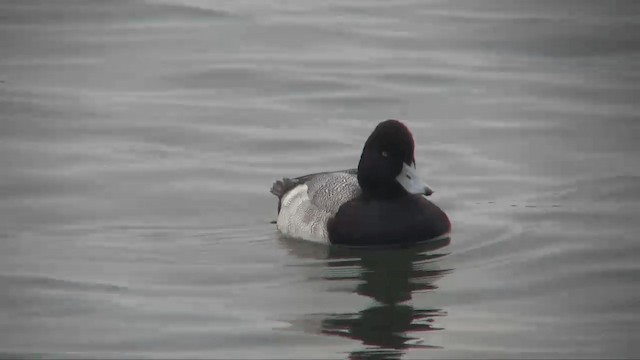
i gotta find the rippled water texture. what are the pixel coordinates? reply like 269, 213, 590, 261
1, 0, 639, 358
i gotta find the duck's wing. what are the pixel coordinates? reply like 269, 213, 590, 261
270, 169, 359, 214
293, 168, 357, 184
270, 168, 356, 199
303, 170, 361, 215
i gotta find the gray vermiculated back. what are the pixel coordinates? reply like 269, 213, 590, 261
303, 171, 361, 215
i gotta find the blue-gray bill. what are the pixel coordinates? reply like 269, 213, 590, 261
395, 163, 434, 196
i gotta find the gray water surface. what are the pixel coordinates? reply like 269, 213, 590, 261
1, 0, 639, 358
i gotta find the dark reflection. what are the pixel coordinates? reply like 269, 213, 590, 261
280, 236, 452, 360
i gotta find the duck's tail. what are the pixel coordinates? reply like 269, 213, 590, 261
270, 178, 298, 199
270, 178, 301, 214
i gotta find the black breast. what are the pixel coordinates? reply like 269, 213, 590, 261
327, 195, 451, 247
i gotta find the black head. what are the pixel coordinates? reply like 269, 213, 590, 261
357, 119, 432, 198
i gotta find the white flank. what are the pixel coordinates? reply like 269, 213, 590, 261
276, 184, 330, 243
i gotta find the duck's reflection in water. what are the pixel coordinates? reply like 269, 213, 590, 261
280, 236, 452, 360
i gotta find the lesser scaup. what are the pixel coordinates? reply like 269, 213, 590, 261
270, 119, 451, 246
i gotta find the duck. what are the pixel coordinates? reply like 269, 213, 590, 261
270, 119, 451, 247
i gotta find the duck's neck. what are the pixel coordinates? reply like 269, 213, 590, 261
359, 181, 408, 200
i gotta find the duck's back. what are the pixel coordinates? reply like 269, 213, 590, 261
327, 195, 451, 247
271, 169, 361, 243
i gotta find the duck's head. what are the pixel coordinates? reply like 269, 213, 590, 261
357, 119, 434, 198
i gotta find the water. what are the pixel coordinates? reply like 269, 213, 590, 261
1, 0, 639, 358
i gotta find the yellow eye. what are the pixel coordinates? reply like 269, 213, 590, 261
381, 151, 388, 157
